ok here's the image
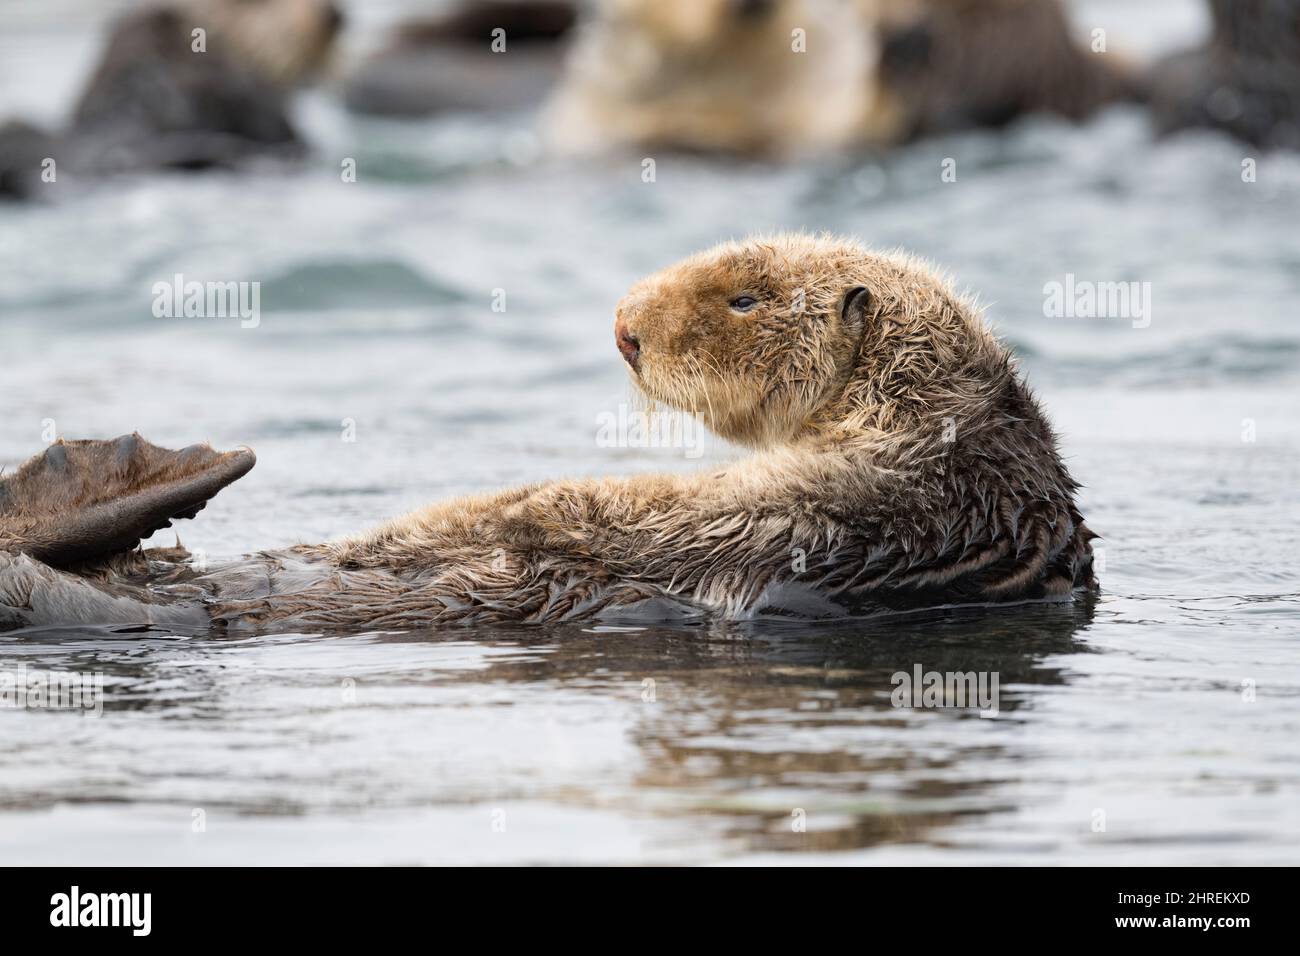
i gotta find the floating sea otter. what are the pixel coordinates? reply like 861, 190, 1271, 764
0, 235, 1096, 632
541, 0, 1135, 157
0, 0, 343, 200
543, 0, 880, 157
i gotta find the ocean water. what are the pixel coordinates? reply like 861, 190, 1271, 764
1, 1, 1298, 864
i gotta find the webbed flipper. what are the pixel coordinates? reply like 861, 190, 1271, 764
0, 433, 255, 568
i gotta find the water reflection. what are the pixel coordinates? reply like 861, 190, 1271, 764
448, 598, 1097, 854
0, 596, 1093, 858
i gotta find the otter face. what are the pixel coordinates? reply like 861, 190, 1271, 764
615, 237, 872, 448
193, 0, 345, 88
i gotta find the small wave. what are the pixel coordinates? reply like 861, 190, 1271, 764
1020, 335, 1300, 387
258, 260, 466, 311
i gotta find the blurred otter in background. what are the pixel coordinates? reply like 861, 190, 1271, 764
867, 0, 1139, 141
1148, 0, 1300, 149
543, 0, 1136, 157
344, 0, 578, 117
544, 0, 879, 157
0, 0, 343, 200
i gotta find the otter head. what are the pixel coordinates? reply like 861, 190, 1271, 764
188, 0, 345, 88
615, 234, 1012, 450
616, 235, 881, 448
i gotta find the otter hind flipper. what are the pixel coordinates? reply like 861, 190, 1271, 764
0, 433, 255, 568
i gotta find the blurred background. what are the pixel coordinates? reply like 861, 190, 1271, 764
0, 0, 1297, 865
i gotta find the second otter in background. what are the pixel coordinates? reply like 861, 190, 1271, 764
544, 0, 879, 158
0, 0, 343, 200
542, 0, 1136, 157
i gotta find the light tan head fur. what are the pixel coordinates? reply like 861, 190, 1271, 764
616, 233, 1015, 455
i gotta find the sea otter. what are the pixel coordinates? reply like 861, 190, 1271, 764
542, 0, 1137, 157
543, 0, 880, 157
1147, 0, 1300, 149
0, 0, 343, 200
0, 235, 1095, 632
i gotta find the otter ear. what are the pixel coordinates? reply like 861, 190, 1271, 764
839, 286, 872, 364
839, 286, 872, 335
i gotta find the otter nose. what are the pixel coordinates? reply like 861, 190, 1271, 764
614, 316, 641, 369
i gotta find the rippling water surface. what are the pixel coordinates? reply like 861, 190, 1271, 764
1, 0, 1298, 864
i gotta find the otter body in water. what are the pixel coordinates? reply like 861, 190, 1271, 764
0, 0, 342, 200
0, 235, 1095, 632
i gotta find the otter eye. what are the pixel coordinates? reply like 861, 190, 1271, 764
730, 295, 758, 312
